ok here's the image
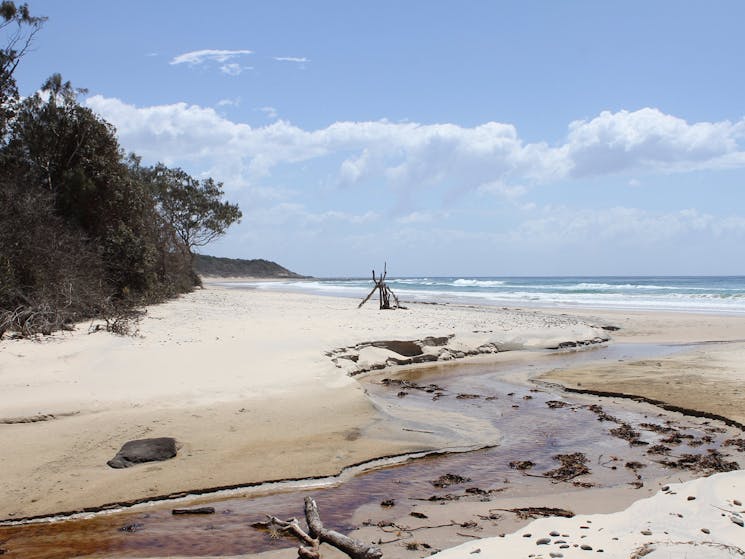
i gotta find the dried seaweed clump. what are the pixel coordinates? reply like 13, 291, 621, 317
545, 453, 590, 482
723, 438, 745, 452
660, 449, 739, 474
431, 473, 471, 488
502, 507, 575, 520
609, 423, 648, 446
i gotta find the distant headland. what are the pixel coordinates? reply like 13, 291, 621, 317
193, 254, 310, 279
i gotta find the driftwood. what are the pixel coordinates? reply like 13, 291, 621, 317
358, 263, 400, 310
172, 507, 215, 515
254, 496, 383, 559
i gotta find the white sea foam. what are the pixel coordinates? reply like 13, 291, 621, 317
240, 277, 745, 315
452, 279, 507, 287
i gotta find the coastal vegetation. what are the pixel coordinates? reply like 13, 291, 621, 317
0, 2, 241, 337
192, 254, 306, 278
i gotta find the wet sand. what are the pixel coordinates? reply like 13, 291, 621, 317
541, 339, 745, 426
3, 345, 743, 559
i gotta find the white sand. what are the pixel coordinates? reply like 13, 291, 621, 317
0, 284, 608, 520
3, 282, 745, 559
432, 470, 745, 558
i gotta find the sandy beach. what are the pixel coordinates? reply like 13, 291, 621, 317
0, 282, 611, 521
1, 282, 745, 558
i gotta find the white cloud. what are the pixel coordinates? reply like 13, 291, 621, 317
273, 56, 309, 63
477, 180, 528, 199
217, 97, 241, 107
565, 108, 745, 177
396, 210, 450, 224
259, 106, 279, 120
253, 203, 379, 227
219, 63, 252, 76
84, 96, 745, 196
170, 49, 253, 66
510, 206, 745, 245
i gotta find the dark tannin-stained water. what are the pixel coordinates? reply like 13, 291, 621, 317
2, 344, 743, 558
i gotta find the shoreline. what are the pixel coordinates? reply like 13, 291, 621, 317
211, 276, 745, 318
2, 282, 745, 557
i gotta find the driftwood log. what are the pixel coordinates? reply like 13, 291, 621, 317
358, 263, 400, 310
254, 496, 383, 559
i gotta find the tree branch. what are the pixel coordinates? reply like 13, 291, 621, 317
304, 497, 383, 559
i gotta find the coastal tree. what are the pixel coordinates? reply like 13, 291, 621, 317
0, 1, 46, 136
4, 74, 165, 295
0, 3, 243, 337
146, 163, 242, 263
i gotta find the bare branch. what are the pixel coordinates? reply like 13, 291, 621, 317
305, 497, 383, 559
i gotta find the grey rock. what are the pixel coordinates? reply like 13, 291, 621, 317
108, 437, 177, 468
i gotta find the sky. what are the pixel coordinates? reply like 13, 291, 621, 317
11, 1, 745, 277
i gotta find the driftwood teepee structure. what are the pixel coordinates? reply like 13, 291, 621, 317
358, 263, 400, 310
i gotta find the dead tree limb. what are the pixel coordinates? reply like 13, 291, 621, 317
252, 515, 320, 558
357, 262, 400, 311
253, 497, 382, 559
358, 285, 378, 309
305, 496, 383, 559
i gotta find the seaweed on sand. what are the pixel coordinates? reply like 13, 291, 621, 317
544, 453, 590, 482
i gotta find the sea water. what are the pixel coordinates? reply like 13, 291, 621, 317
230, 276, 745, 314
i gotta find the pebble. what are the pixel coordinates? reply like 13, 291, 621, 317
732, 516, 744, 527
523, 533, 532, 538
734, 499, 742, 506
687, 496, 696, 501
580, 544, 593, 551
550, 531, 560, 537
536, 538, 551, 545
550, 554, 564, 558
641, 529, 652, 535
701, 528, 710, 534
661, 485, 670, 491
560, 544, 570, 548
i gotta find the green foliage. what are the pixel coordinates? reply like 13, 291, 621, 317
193, 254, 306, 278
0, 176, 108, 336
0, 1, 46, 136
0, 81, 241, 336
146, 164, 243, 258
0, 3, 243, 337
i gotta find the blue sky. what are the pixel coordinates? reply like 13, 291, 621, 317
12, 1, 745, 276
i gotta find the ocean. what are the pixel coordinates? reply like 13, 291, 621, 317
234, 276, 745, 314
